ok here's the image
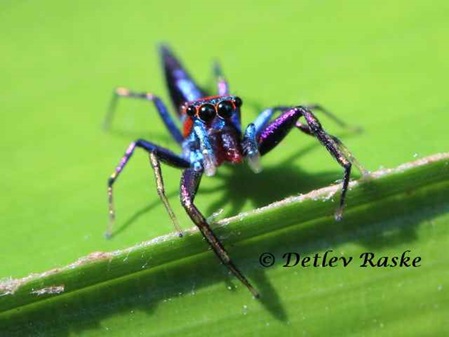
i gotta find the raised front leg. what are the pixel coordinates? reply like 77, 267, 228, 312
251, 104, 352, 137
107, 139, 189, 237
180, 168, 259, 298
296, 122, 367, 174
104, 87, 184, 144
253, 106, 365, 221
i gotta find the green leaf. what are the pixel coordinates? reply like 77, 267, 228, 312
1, 153, 448, 336
1, 1, 448, 336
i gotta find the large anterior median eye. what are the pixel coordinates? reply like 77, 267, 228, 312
217, 100, 234, 119
198, 104, 216, 122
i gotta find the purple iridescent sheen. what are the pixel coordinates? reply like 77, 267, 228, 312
258, 108, 300, 155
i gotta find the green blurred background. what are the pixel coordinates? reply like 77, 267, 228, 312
1, 0, 448, 335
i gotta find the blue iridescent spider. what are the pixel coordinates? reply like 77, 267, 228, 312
104, 45, 365, 298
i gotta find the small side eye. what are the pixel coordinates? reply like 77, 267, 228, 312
198, 104, 216, 122
233, 96, 242, 108
186, 105, 196, 117
217, 101, 234, 119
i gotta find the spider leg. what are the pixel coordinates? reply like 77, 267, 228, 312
213, 61, 229, 96
252, 104, 356, 137
159, 44, 207, 110
296, 122, 367, 175
149, 152, 184, 237
107, 139, 189, 237
303, 104, 351, 129
296, 121, 313, 135
252, 106, 292, 135
256, 106, 363, 220
103, 88, 184, 144
241, 106, 292, 172
180, 168, 259, 298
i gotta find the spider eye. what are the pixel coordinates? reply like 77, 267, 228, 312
233, 96, 242, 108
186, 105, 196, 117
217, 100, 234, 119
198, 104, 216, 122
